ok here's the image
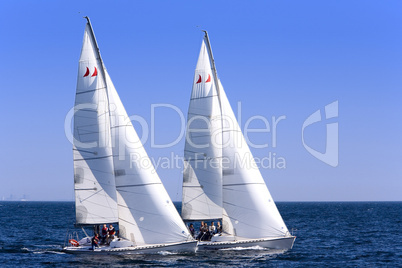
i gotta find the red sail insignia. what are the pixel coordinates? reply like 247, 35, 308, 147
83, 67, 90, 77
91, 67, 98, 77
205, 74, 211, 83
196, 75, 202, 84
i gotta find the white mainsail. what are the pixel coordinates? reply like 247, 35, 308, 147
73, 22, 118, 225
105, 71, 191, 245
182, 40, 223, 221
183, 32, 290, 239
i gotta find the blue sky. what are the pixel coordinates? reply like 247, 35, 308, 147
0, 1, 401, 201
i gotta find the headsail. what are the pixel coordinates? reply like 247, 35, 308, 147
73, 19, 118, 225
105, 71, 191, 245
182, 39, 223, 221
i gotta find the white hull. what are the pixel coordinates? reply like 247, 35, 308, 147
198, 236, 295, 251
62, 240, 198, 254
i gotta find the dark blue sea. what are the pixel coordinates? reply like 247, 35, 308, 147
0, 201, 400, 267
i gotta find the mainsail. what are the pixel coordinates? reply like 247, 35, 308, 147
73, 21, 118, 225
74, 17, 191, 245
182, 40, 223, 221
183, 32, 289, 239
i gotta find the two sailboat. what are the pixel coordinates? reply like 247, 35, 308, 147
63, 18, 295, 254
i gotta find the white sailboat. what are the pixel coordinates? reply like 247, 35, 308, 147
182, 31, 296, 250
63, 17, 197, 254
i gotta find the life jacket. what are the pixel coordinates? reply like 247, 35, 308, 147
102, 227, 108, 236
108, 227, 115, 235
92, 236, 99, 244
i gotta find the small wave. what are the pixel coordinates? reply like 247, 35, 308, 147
219, 245, 266, 251
32, 249, 66, 254
33, 249, 65, 255
45, 250, 66, 255
157, 251, 179, 255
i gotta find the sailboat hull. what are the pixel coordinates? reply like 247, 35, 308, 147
197, 236, 295, 251
62, 240, 198, 254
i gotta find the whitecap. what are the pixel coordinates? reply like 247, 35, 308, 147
219, 245, 266, 251
46, 250, 66, 255
157, 251, 178, 255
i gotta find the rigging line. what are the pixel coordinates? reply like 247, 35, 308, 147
223, 188, 257, 194
78, 209, 117, 221
75, 188, 97, 191
184, 158, 208, 162
182, 192, 208, 205
225, 213, 286, 234
183, 185, 222, 198
116, 182, 162, 188
73, 148, 97, 155
117, 217, 140, 230
190, 95, 218, 100
77, 132, 101, 137
184, 149, 208, 154
182, 205, 223, 219
222, 200, 268, 215
221, 129, 242, 133
73, 108, 98, 113
73, 167, 114, 177
187, 111, 212, 117
111, 125, 129, 129
75, 122, 105, 128
116, 189, 159, 197
74, 155, 113, 161
103, 186, 119, 219
76, 127, 101, 133
75, 88, 99, 95
78, 188, 104, 202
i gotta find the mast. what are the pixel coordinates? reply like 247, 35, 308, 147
84, 16, 113, 120
84, 17, 107, 80
203, 31, 222, 107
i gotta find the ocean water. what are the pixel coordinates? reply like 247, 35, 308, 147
0, 201, 400, 267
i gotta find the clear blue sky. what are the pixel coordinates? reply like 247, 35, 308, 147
1, 1, 401, 201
